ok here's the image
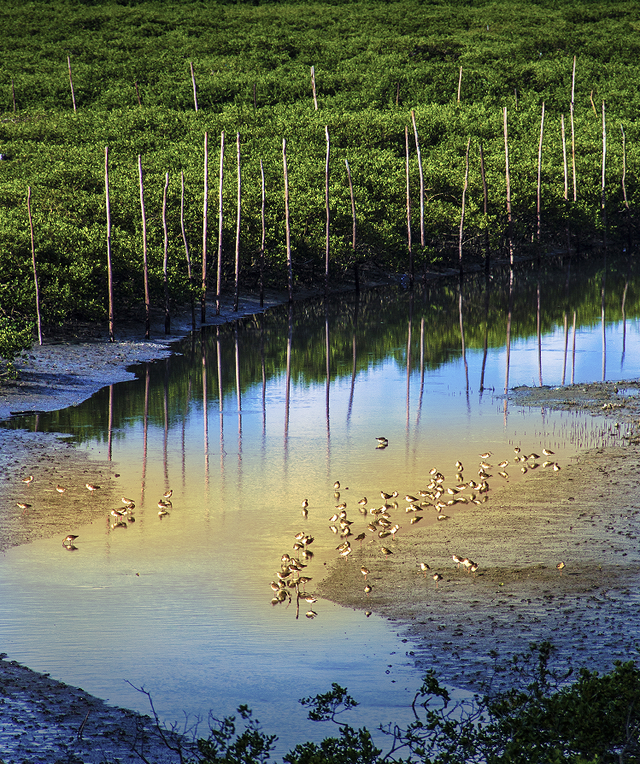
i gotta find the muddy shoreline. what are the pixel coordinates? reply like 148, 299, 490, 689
1, 294, 640, 760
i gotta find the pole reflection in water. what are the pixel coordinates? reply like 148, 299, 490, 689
458, 279, 469, 394
621, 280, 628, 367
504, 267, 514, 394
2, 253, 640, 754
602, 267, 607, 382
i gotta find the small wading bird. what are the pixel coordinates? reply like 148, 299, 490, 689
361, 566, 369, 580
432, 573, 443, 588
85, 483, 100, 493
21, 475, 34, 484
17, 502, 31, 510
55, 485, 66, 494
557, 561, 566, 573
420, 562, 430, 577
163, 489, 173, 500
63, 534, 79, 545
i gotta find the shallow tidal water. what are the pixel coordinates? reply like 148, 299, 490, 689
1, 253, 639, 754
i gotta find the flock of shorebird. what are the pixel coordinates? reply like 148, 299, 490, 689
15, 474, 174, 551
270, 440, 564, 617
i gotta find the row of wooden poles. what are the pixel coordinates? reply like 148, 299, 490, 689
25, 97, 623, 347
10, 57, 514, 113
23, 60, 624, 344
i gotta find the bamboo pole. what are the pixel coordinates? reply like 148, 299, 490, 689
570, 56, 577, 202
180, 170, 195, 331
259, 158, 265, 308
621, 123, 629, 210
26, 187, 42, 345
345, 158, 356, 249
570, 101, 577, 201
202, 131, 209, 322
411, 109, 425, 247
503, 107, 513, 267
324, 125, 330, 296
479, 139, 490, 271
234, 132, 241, 312
344, 157, 358, 292
310, 66, 318, 110
536, 101, 545, 241
459, 137, 470, 275
216, 131, 225, 316
561, 114, 568, 200
162, 171, 170, 334
601, 100, 606, 246
67, 55, 76, 113
405, 126, 412, 282
105, 147, 114, 342
138, 156, 150, 339
190, 61, 198, 112
457, 66, 463, 102
283, 138, 292, 302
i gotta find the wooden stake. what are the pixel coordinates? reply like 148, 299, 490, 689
344, 158, 356, 251
162, 171, 170, 334
561, 114, 568, 200
405, 126, 413, 283
216, 131, 224, 316
259, 158, 265, 308
283, 138, 292, 302
344, 157, 358, 292
137, 156, 150, 339
202, 131, 208, 322
457, 66, 463, 102
67, 55, 76, 113
570, 56, 577, 202
180, 170, 195, 331
459, 137, 470, 275
324, 125, 330, 296
190, 61, 198, 112
503, 107, 513, 267
570, 101, 577, 202
536, 102, 545, 241
105, 147, 114, 342
479, 139, 489, 270
601, 100, 606, 246
26, 187, 42, 345
411, 109, 425, 247
621, 123, 629, 210
234, 132, 241, 312
310, 66, 318, 110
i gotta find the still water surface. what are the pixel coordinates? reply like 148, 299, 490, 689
1, 254, 639, 752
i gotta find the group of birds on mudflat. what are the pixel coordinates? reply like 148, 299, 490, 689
271, 531, 318, 618
15, 473, 174, 551
271, 439, 564, 618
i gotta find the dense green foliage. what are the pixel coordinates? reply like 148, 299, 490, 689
1, 0, 639, 355
193, 643, 640, 763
